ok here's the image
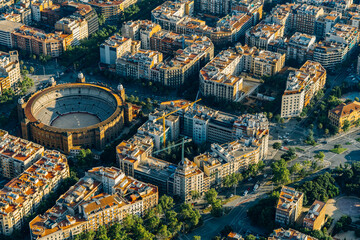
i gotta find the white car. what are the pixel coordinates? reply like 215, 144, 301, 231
253, 184, 259, 191
243, 190, 248, 196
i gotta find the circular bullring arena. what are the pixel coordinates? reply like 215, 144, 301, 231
18, 83, 127, 153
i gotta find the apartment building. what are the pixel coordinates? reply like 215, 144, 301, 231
122, 20, 162, 49
325, 23, 360, 59
116, 134, 176, 195
137, 120, 170, 150
149, 110, 180, 141
0, 150, 69, 236
12, 25, 70, 57
55, 16, 88, 45
294, 4, 324, 35
151, 1, 254, 46
314, 12, 341, 39
158, 100, 269, 152
287, 32, 316, 63
88, 0, 123, 24
194, 140, 260, 186
231, 0, 263, 25
195, 0, 231, 16
303, 200, 327, 230
31, 0, 53, 22
0, 5, 32, 25
200, 46, 284, 101
151, 0, 193, 32
245, 23, 284, 50
0, 76, 10, 95
200, 48, 244, 102
100, 34, 132, 65
281, 61, 327, 118
328, 101, 360, 131
39, 2, 99, 35
252, 49, 285, 77
266, 3, 298, 33
0, 129, 44, 179
269, 228, 318, 240
116, 49, 163, 80
0, 20, 24, 48
312, 41, 346, 69
0, 50, 20, 88
174, 158, 208, 202
29, 166, 158, 240
151, 34, 214, 86
117, 34, 214, 87
275, 186, 304, 226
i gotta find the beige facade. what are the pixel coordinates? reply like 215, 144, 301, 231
0, 129, 44, 179
275, 186, 304, 226
245, 23, 284, 49
303, 200, 327, 230
200, 46, 284, 102
174, 158, 208, 202
194, 140, 260, 186
0, 50, 20, 88
29, 166, 158, 240
55, 17, 88, 46
100, 34, 132, 65
328, 101, 360, 131
117, 34, 214, 87
281, 61, 326, 118
200, 49, 243, 102
0, 150, 69, 236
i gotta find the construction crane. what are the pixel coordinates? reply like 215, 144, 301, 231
153, 98, 201, 148
153, 138, 192, 162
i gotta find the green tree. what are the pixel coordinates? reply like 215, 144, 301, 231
134, 223, 154, 240
193, 236, 201, 240
274, 114, 281, 123
315, 151, 325, 161
191, 190, 200, 202
211, 199, 223, 217
123, 214, 143, 232
290, 163, 302, 174
318, 123, 323, 129
271, 159, 290, 184
29, 66, 35, 74
268, 112, 273, 119
342, 120, 351, 132
246, 235, 256, 240
324, 129, 329, 135
157, 225, 171, 239
159, 195, 174, 212
108, 223, 129, 240
178, 203, 201, 232
205, 188, 218, 204
144, 209, 160, 231
98, 14, 106, 26
95, 225, 109, 240
273, 142, 282, 150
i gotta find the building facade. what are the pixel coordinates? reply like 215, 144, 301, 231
303, 200, 327, 230
29, 166, 158, 240
0, 150, 69, 236
328, 101, 360, 131
281, 61, 327, 118
275, 186, 304, 226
